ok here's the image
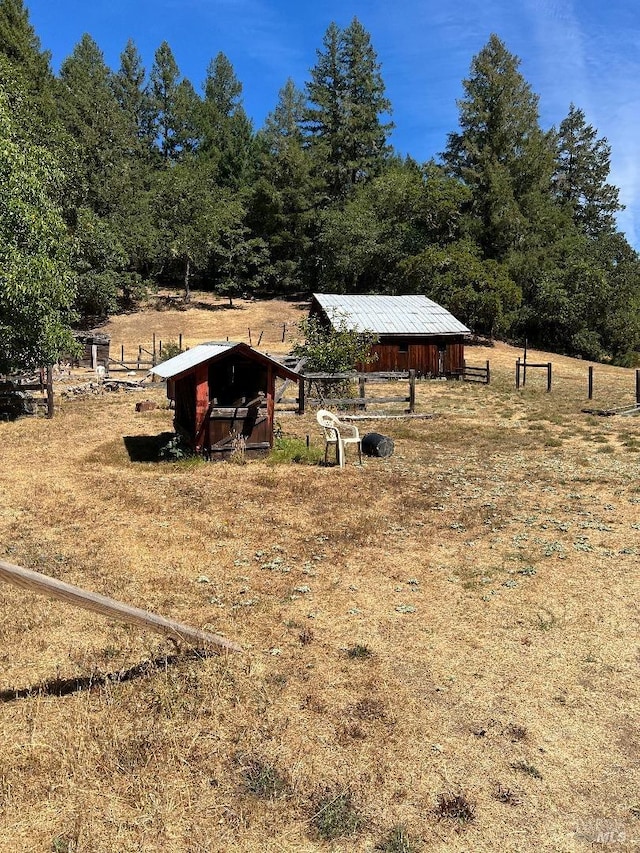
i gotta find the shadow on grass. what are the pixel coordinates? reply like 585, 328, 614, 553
151, 294, 243, 312
0, 649, 212, 702
123, 432, 174, 462
190, 299, 243, 311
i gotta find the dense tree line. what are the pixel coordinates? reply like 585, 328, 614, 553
1, 0, 639, 371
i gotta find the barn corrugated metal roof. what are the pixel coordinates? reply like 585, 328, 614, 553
149, 343, 233, 379
313, 294, 470, 336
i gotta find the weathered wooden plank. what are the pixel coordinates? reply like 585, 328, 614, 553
274, 357, 305, 403
278, 395, 411, 406
208, 442, 270, 453
356, 372, 411, 381
209, 406, 266, 417
302, 372, 356, 380
306, 396, 408, 405
340, 413, 438, 420
0, 382, 44, 391
0, 560, 241, 654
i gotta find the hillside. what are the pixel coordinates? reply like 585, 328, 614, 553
0, 299, 638, 852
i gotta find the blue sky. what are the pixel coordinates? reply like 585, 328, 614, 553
25, 0, 640, 247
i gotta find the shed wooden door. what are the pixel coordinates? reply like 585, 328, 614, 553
174, 374, 196, 437
408, 343, 438, 376
443, 342, 464, 374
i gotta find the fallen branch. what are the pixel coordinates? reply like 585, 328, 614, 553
0, 560, 241, 654
581, 404, 640, 417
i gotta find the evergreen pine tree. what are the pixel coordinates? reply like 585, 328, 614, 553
248, 79, 317, 293
443, 34, 557, 260
150, 41, 199, 162
57, 36, 152, 316
0, 0, 56, 131
57, 34, 131, 215
340, 18, 393, 185
199, 52, 254, 188
553, 103, 622, 237
112, 38, 155, 157
305, 19, 392, 201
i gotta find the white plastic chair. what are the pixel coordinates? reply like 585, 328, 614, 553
316, 409, 362, 468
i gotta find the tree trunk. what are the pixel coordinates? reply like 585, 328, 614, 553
184, 256, 191, 303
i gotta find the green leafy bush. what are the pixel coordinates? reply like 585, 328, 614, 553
158, 340, 184, 363
292, 314, 378, 373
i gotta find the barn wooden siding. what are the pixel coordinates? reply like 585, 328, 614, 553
359, 337, 465, 376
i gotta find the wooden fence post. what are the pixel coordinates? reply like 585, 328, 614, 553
408, 369, 416, 413
46, 365, 54, 419
298, 376, 305, 415
547, 362, 552, 392
152, 333, 156, 366
486, 359, 491, 385
282, 323, 287, 343
636, 369, 640, 405
179, 333, 183, 350
515, 358, 521, 389
588, 366, 594, 400
248, 328, 252, 346
359, 376, 366, 410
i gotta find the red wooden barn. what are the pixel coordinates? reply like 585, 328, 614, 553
310, 294, 470, 376
150, 342, 300, 459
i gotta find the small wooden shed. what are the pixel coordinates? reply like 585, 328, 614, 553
310, 294, 470, 377
150, 342, 300, 459
71, 332, 111, 369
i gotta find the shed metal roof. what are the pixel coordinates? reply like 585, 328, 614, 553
312, 294, 470, 336
149, 341, 301, 381
150, 343, 232, 379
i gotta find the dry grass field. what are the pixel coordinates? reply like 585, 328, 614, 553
1, 295, 639, 852
102, 292, 307, 360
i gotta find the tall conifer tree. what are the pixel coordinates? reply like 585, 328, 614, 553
112, 39, 155, 156
57, 34, 131, 214
150, 41, 199, 162
443, 34, 556, 260
553, 104, 622, 237
305, 19, 392, 201
249, 79, 317, 292
199, 52, 254, 188
0, 0, 56, 127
